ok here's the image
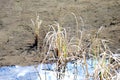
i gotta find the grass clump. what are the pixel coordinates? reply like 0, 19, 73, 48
32, 13, 120, 80
44, 22, 69, 72
31, 15, 42, 52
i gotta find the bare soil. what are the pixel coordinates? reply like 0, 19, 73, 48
0, 0, 120, 66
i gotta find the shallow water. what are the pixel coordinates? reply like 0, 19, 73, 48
0, 59, 103, 80
0, 60, 93, 80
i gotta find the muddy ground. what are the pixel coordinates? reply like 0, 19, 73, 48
0, 0, 120, 66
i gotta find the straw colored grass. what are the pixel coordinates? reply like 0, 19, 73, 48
31, 15, 42, 52
33, 13, 120, 80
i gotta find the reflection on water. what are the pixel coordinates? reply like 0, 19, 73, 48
0, 59, 97, 80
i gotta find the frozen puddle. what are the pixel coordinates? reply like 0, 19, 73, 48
0, 59, 98, 80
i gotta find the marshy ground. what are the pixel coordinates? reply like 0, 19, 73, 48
0, 0, 120, 67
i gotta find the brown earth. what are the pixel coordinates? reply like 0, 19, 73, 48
0, 0, 120, 66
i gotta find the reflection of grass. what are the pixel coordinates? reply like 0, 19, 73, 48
32, 14, 119, 80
